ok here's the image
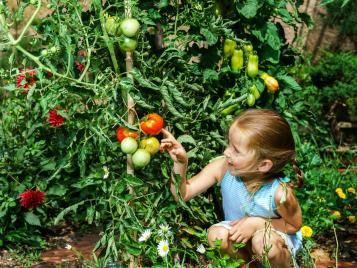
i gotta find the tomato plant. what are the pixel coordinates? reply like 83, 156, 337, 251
140, 113, 164, 136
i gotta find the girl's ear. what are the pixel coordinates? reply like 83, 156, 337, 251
258, 159, 273, 173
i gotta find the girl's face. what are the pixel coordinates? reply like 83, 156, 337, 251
223, 127, 257, 176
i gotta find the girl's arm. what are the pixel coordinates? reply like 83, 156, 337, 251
160, 129, 226, 201
273, 185, 302, 233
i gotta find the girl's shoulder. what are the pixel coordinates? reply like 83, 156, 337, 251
206, 155, 228, 183
273, 177, 299, 207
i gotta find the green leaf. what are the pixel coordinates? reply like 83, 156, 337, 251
3, 84, 16, 91
177, 135, 196, 145
54, 200, 86, 224
260, 45, 280, 64
277, 8, 293, 23
200, 28, 218, 45
124, 244, 141, 256
237, 0, 259, 18
123, 175, 144, 187
252, 22, 281, 50
47, 184, 67, 196
24, 212, 41, 226
277, 74, 302, 91
203, 69, 219, 83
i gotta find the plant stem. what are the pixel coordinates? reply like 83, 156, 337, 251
333, 223, 339, 268
99, 11, 120, 73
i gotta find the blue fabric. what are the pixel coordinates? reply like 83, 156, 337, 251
219, 171, 302, 255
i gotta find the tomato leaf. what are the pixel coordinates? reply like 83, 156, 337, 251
203, 69, 219, 83
200, 28, 218, 45
277, 74, 302, 91
252, 22, 281, 50
237, 0, 260, 19
24, 212, 41, 226
177, 135, 196, 146
123, 175, 144, 187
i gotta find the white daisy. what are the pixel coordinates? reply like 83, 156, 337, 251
138, 229, 151, 242
65, 244, 72, 250
157, 240, 170, 257
196, 244, 206, 254
103, 166, 109, 179
158, 224, 172, 237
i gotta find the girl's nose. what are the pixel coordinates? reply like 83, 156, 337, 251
223, 148, 231, 158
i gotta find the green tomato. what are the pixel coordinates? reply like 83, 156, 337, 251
231, 49, 244, 72
120, 18, 140, 38
41, 49, 48, 57
119, 36, 138, 52
249, 84, 260, 100
247, 54, 259, 78
49, 46, 60, 54
121, 137, 138, 154
105, 16, 120, 36
223, 39, 236, 58
247, 93, 256, 107
243, 44, 254, 55
132, 149, 151, 168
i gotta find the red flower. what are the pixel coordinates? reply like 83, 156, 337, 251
16, 69, 37, 92
75, 61, 85, 73
19, 189, 45, 209
48, 109, 65, 127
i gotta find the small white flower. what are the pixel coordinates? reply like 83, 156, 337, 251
65, 244, 72, 250
157, 240, 170, 257
196, 244, 206, 254
138, 229, 151, 242
158, 224, 172, 237
103, 166, 109, 179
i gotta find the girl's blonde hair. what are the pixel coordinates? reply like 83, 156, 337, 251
231, 109, 303, 187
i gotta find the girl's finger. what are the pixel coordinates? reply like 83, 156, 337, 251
230, 220, 239, 226
160, 138, 174, 144
161, 128, 174, 138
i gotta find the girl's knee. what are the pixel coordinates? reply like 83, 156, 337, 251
251, 231, 288, 260
207, 226, 230, 249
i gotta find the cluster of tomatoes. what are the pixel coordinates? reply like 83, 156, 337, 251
116, 113, 163, 169
105, 15, 140, 52
223, 39, 279, 107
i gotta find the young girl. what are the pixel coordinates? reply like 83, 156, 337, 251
160, 109, 303, 267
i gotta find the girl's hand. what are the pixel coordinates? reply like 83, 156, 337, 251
228, 217, 266, 243
160, 128, 188, 164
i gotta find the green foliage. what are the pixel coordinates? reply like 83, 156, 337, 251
320, 0, 357, 38
310, 51, 357, 116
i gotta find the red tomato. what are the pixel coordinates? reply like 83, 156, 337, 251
140, 113, 164, 135
116, 127, 138, 142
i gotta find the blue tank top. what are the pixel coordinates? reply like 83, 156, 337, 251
220, 171, 283, 220
219, 171, 302, 254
